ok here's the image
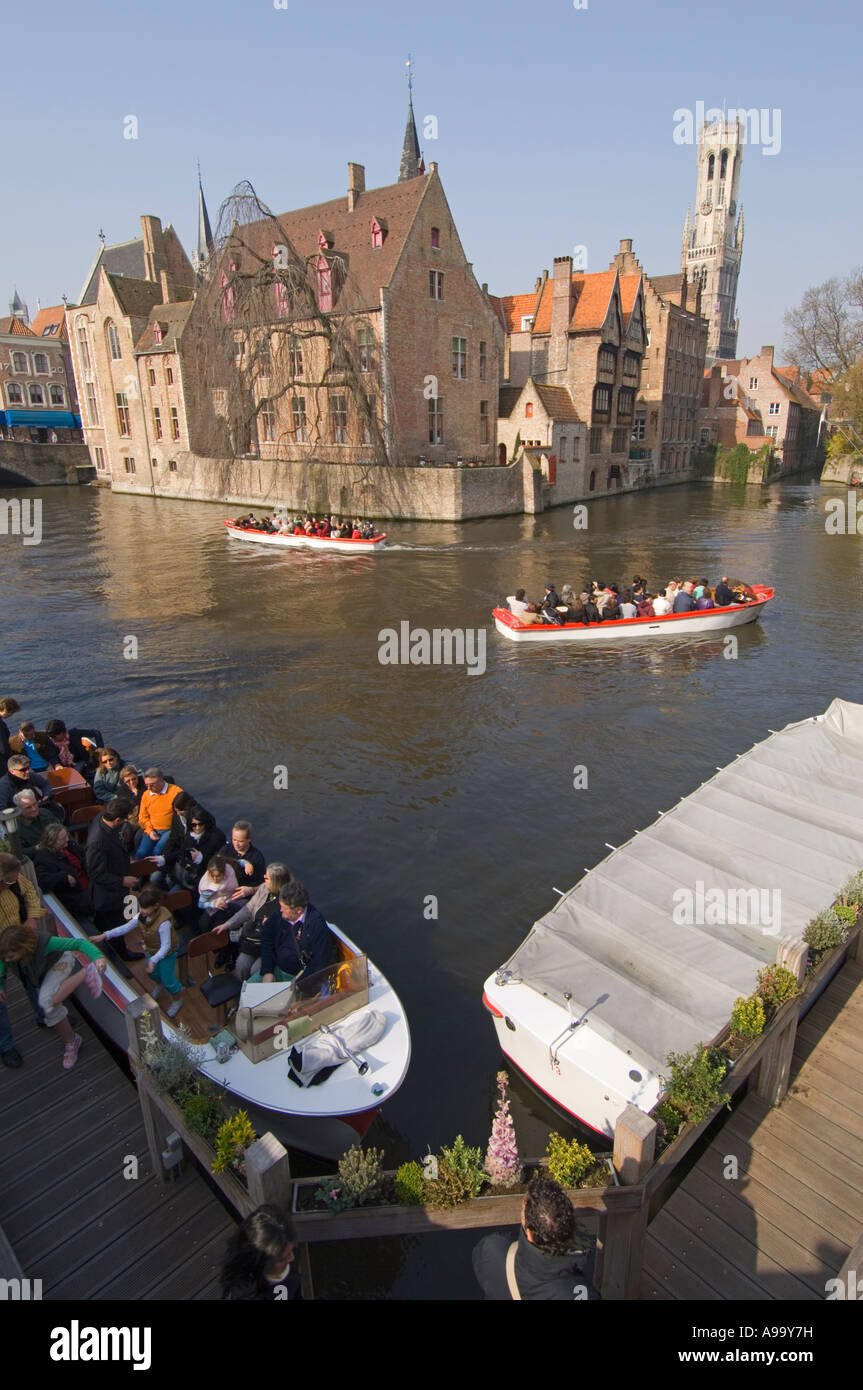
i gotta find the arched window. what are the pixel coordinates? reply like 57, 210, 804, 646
707, 153, 715, 181
12, 351, 28, 374
5, 382, 23, 405
720, 149, 728, 180
525, 401, 533, 418
316, 256, 332, 312
106, 322, 122, 360
76, 318, 92, 374
28, 384, 45, 406
589, 470, 596, 491
431, 227, 440, 249
49, 385, 65, 406
33, 352, 49, 374
357, 324, 374, 372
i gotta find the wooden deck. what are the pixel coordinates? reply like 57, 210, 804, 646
641, 961, 863, 1299
0, 975, 238, 1299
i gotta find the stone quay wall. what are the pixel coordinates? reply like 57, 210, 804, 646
0, 441, 93, 487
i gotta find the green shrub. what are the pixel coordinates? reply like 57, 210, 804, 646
212, 1110, 256, 1175
424, 1136, 486, 1208
839, 871, 863, 907
338, 1144, 385, 1206
730, 994, 765, 1040
803, 909, 847, 955
394, 1161, 426, 1206
141, 1022, 201, 1101
546, 1133, 596, 1188
834, 903, 858, 928
652, 1099, 685, 1146
661, 1046, 730, 1128
182, 1086, 224, 1146
755, 964, 799, 1020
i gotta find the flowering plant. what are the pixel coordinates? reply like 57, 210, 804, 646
484, 1071, 522, 1188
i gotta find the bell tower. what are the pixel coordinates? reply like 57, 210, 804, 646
681, 114, 744, 362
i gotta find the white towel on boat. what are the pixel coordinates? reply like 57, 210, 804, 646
288, 1009, 388, 1086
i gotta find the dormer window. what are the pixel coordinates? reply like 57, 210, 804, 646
370, 217, 387, 248
520, 315, 534, 331
153, 322, 165, 345
431, 227, 440, 249
318, 230, 334, 251
220, 271, 235, 323
316, 256, 332, 312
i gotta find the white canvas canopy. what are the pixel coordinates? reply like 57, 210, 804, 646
501, 700, 863, 1075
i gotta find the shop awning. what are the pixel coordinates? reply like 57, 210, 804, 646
3, 410, 81, 428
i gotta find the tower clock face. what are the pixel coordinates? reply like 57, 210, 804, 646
701, 198, 712, 215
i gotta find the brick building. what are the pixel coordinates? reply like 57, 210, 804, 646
65, 217, 196, 483
492, 252, 648, 497
610, 241, 709, 479
1, 296, 81, 442
700, 346, 822, 475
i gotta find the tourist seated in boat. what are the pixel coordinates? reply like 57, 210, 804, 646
315, 516, 331, 537
43, 720, 94, 778
211, 862, 291, 981
259, 880, 337, 993
12, 790, 61, 855
93, 748, 123, 803
197, 853, 239, 933
0, 756, 62, 821
351, 521, 363, 539
695, 585, 715, 609
665, 578, 682, 605
632, 575, 648, 601
93, 886, 184, 1019
220, 1204, 301, 1301
137, 768, 184, 857
652, 588, 672, 615
507, 588, 532, 618
472, 1174, 598, 1301
539, 583, 564, 624
9, 721, 56, 772
31, 821, 91, 919
603, 596, 622, 620
714, 576, 736, 606
155, 799, 225, 893
0, 697, 20, 777
618, 588, 638, 620
672, 580, 697, 613
0, 861, 107, 1070
117, 765, 144, 834
580, 591, 603, 624
635, 593, 655, 617
223, 820, 266, 895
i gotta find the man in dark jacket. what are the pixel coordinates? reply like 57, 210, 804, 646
86, 799, 143, 955
0, 756, 62, 819
260, 881, 337, 991
472, 1175, 598, 1301
714, 576, 736, 607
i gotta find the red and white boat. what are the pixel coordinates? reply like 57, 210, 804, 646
224, 519, 387, 554
493, 585, 773, 642
48, 895, 410, 1161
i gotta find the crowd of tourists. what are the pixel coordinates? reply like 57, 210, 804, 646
233, 510, 378, 540
506, 575, 755, 626
0, 696, 337, 1073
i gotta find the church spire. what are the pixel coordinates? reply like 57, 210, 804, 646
399, 56, 423, 181
194, 163, 214, 278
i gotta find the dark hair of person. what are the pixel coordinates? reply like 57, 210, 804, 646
97, 747, 122, 766
220, 1204, 296, 1300
621, 587, 633, 603
523, 1175, 577, 1256
0, 697, 21, 718
173, 791, 196, 816
45, 719, 67, 736
103, 797, 130, 821
206, 853, 228, 877
515, 588, 525, 601
279, 880, 309, 910
0, 924, 38, 960
137, 886, 162, 910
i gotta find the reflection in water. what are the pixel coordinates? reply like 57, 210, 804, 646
2, 477, 861, 1297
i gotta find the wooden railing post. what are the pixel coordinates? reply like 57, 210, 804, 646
599, 1106, 655, 1300
755, 1003, 799, 1106
245, 1132, 292, 1209
776, 936, 808, 986
126, 995, 173, 1182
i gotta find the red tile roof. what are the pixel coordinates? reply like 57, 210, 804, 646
618, 273, 641, 321
486, 292, 538, 335
30, 306, 68, 340
570, 270, 618, 332
0, 316, 35, 337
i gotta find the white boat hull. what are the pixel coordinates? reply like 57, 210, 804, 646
47, 895, 411, 1161
225, 523, 386, 555
493, 590, 772, 642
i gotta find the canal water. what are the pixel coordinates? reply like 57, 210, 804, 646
2, 477, 861, 1298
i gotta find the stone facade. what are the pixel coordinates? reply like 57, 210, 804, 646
700, 346, 822, 476
0, 309, 81, 443
681, 117, 744, 363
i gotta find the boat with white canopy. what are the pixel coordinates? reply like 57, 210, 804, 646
483, 700, 863, 1136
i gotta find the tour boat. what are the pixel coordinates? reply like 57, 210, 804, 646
224, 519, 387, 554
493, 585, 773, 642
48, 895, 411, 1161
483, 699, 863, 1138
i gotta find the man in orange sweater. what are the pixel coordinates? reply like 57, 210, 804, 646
137, 767, 183, 856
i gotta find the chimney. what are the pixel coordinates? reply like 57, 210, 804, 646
347, 162, 365, 213
550, 257, 573, 367
159, 269, 175, 304
140, 215, 167, 284
761, 346, 774, 362
620, 238, 633, 254
481, 282, 488, 295
428, 161, 438, 174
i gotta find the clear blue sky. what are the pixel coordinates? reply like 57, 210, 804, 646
2, 0, 858, 358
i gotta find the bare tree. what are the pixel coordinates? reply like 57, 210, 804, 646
185, 182, 388, 470
783, 270, 863, 376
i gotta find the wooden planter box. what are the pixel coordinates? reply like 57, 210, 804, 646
135, 1068, 254, 1215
